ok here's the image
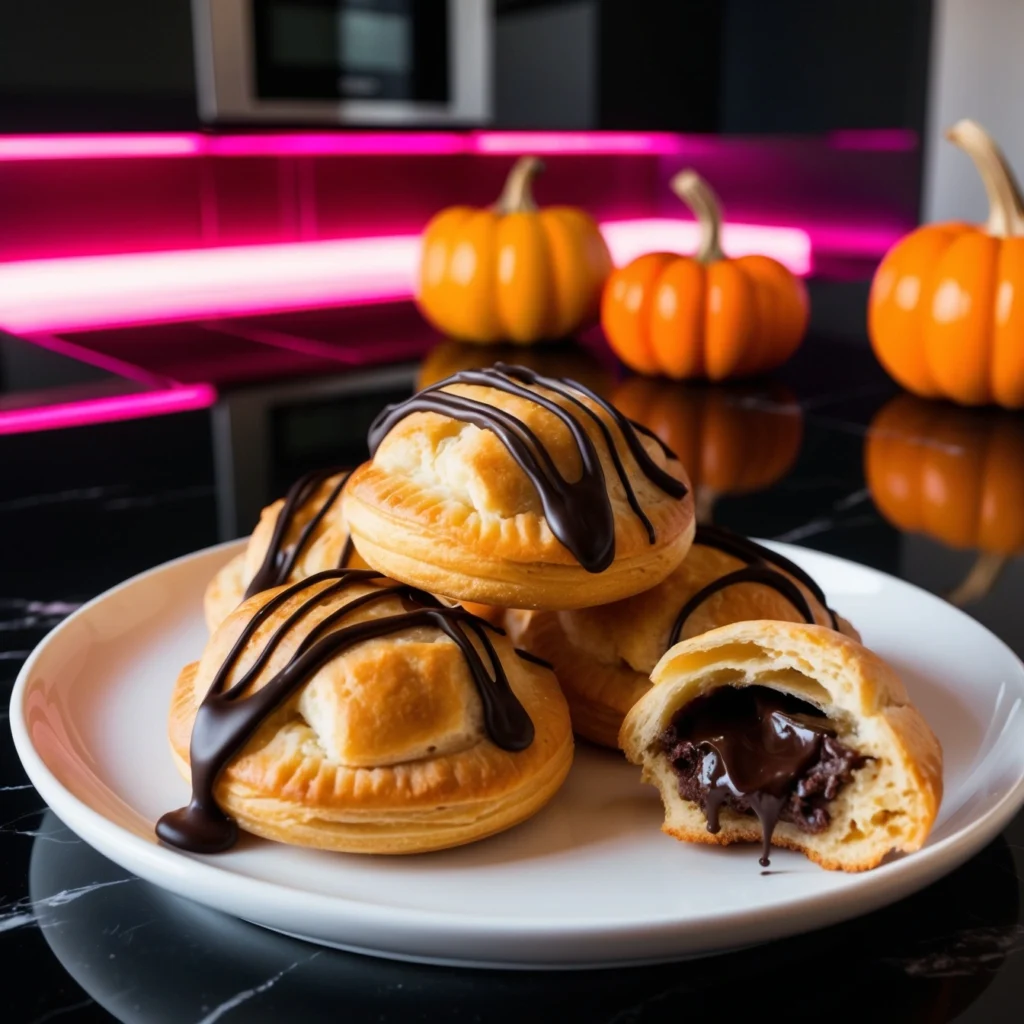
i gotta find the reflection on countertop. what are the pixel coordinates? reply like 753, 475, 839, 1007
4, 309, 1024, 1022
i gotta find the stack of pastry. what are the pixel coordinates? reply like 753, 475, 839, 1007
159, 363, 941, 872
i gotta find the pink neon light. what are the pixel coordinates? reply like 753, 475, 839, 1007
206, 132, 468, 157
0, 220, 811, 334
0, 236, 421, 333
0, 130, 697, 162
828, 129, 918, 152
0, 128, 923, 163
471, 132, 689, 156
0, 134, 203, 161
802, 223, 907, 256
0, 384, 216, 435
602, 219, 811, 274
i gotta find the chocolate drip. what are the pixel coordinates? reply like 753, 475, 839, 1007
668, 524, 839, 645
367, 364, 687, 574
514, 647, 553, 669
243, 468, 351, 599
662, 687, 860, 866
338, 534, 356, 569
157, 569, 535, 854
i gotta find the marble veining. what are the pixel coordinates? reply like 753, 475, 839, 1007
771, 488, 876, 544
885, 924, 1024, 978
0, 809, 80, 844
195, 952, 322, 1024
27, 997, 96, 1023
0, 879, 133, 933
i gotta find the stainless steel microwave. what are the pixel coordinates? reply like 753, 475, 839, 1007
191, 0, 491, 125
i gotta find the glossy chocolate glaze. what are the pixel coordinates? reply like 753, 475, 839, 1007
157, 569, 536, 854
243, 468, 352, 599
668, 524, 839, 645
367, 364, 688, 574
662, 686, 861, 866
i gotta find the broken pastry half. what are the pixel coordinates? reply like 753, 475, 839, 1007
161, 568, 573, 855
204, 467, 367, 632
619, 620, 942, 871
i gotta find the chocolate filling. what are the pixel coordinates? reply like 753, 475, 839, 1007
659, 686, 865, 866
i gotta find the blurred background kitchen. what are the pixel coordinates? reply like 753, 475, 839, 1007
1, 0, 1023, 623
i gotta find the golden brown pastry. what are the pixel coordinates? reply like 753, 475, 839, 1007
342, 364, 695, 610
619, 621, 942, 872
204, 468, 367, 632
508, 525, 858, 749
158, 568, 574, 855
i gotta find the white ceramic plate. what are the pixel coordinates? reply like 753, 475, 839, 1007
11, 540, 1024, 968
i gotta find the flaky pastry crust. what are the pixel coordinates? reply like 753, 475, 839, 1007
172, 576, 574, 854
507, 541, 857, 748
342, 375, 695, 609
619, 621, 942, 872
204, 472, 366, 632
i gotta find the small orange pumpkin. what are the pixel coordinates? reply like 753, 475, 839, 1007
865, 393, 1024, 603
613, 376, 803, 521
869, 120, 1024, 408
601, 170, 809, 380
417, 157, 612, 345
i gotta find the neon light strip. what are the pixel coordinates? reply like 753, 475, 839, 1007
0, 236, 421, 333
0, 134, 205, 161
0, 384, 217, 435
206, 132, 469, 157
472, 132, 689, 155
0, 221, 811, 334
602, 219, 811, 273
0, 131, 703, 162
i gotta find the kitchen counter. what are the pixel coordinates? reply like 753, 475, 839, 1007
2, 307, 1023, 1023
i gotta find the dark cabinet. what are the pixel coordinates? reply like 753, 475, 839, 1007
496, 0, 932, 134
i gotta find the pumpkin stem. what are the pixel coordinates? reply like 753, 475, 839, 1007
495, 156, 544, 214
946, 119, 1024, 237
945, 551, 1007, 607
671, 170, 725, 263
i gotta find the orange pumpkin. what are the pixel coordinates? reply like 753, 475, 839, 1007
869, 120, 1024, 408
865, 393, 1024, 603
601, 170, 809, 380
416, 157, 612, 345
415, 338, 614, 397
613, 376, 803, 522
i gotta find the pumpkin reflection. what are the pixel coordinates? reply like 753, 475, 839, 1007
612, 376, 803, 522
415, 338, 614, 397
865, 394, 1024, 604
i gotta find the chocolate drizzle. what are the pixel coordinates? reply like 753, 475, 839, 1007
244, 468, 353, 599
660, 687, 864, 866
367, 364, 688, 574
668, 524, 839, 646
338, 534, 356, 569
157, 569, 536, 854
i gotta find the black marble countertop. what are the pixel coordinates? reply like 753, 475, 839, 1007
2, 307, 1024, 1022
